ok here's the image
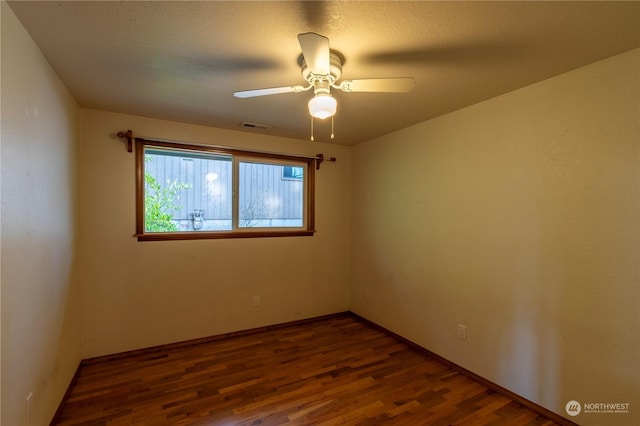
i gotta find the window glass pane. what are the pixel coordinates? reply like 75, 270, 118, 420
239, 161, 304, 228
144, 148, 232, 232
282, 166, 304, 180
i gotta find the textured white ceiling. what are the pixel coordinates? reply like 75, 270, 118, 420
7, 1, 640, 145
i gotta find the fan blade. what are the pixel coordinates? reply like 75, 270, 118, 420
339, 78, 415, 93
234, 85, 307, 98
298, 32, 330, 75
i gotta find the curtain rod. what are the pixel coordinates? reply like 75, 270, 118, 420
116, 130, 336, 170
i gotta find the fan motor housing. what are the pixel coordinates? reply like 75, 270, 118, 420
299, 51, 344, 84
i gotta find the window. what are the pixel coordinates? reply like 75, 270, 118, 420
282, 166, 304, 180
135, 139, 315, 240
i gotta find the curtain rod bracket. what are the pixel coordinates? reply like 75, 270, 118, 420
316, 153, 336, 170
116, 130, 134, 152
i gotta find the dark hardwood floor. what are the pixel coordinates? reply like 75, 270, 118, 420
52, 313, 564, 425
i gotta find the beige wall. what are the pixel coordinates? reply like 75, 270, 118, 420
3, 2, 638, 424
350, 48, 640, 425
78, 109, 351, 358
1, 3, 81, 425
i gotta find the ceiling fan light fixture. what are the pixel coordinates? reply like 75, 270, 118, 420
308, 94, 337, 119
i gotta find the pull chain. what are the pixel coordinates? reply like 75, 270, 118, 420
310, 116, 314, 141
331, 116, 334, 139
309, 116, 336, 141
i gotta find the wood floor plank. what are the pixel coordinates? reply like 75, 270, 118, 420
53, 313, 569, 425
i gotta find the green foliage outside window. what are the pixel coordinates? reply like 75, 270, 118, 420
144, 165, 191, 232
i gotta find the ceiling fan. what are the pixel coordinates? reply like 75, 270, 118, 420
234, 32, 415, 139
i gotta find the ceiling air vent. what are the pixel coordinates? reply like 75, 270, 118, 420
239, 122, 272, 130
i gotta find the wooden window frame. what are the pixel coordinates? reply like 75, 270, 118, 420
135, 139, 315, 241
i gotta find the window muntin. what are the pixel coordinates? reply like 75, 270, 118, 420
136, 140, 315, 240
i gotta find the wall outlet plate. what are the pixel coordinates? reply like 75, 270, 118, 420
252, 296, 261, 307
457, 324, 467, 341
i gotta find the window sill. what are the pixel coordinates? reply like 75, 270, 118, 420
136, 230, 316, 241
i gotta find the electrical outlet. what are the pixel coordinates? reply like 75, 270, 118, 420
252, 296, 261, 307
457, 324, 467, 341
